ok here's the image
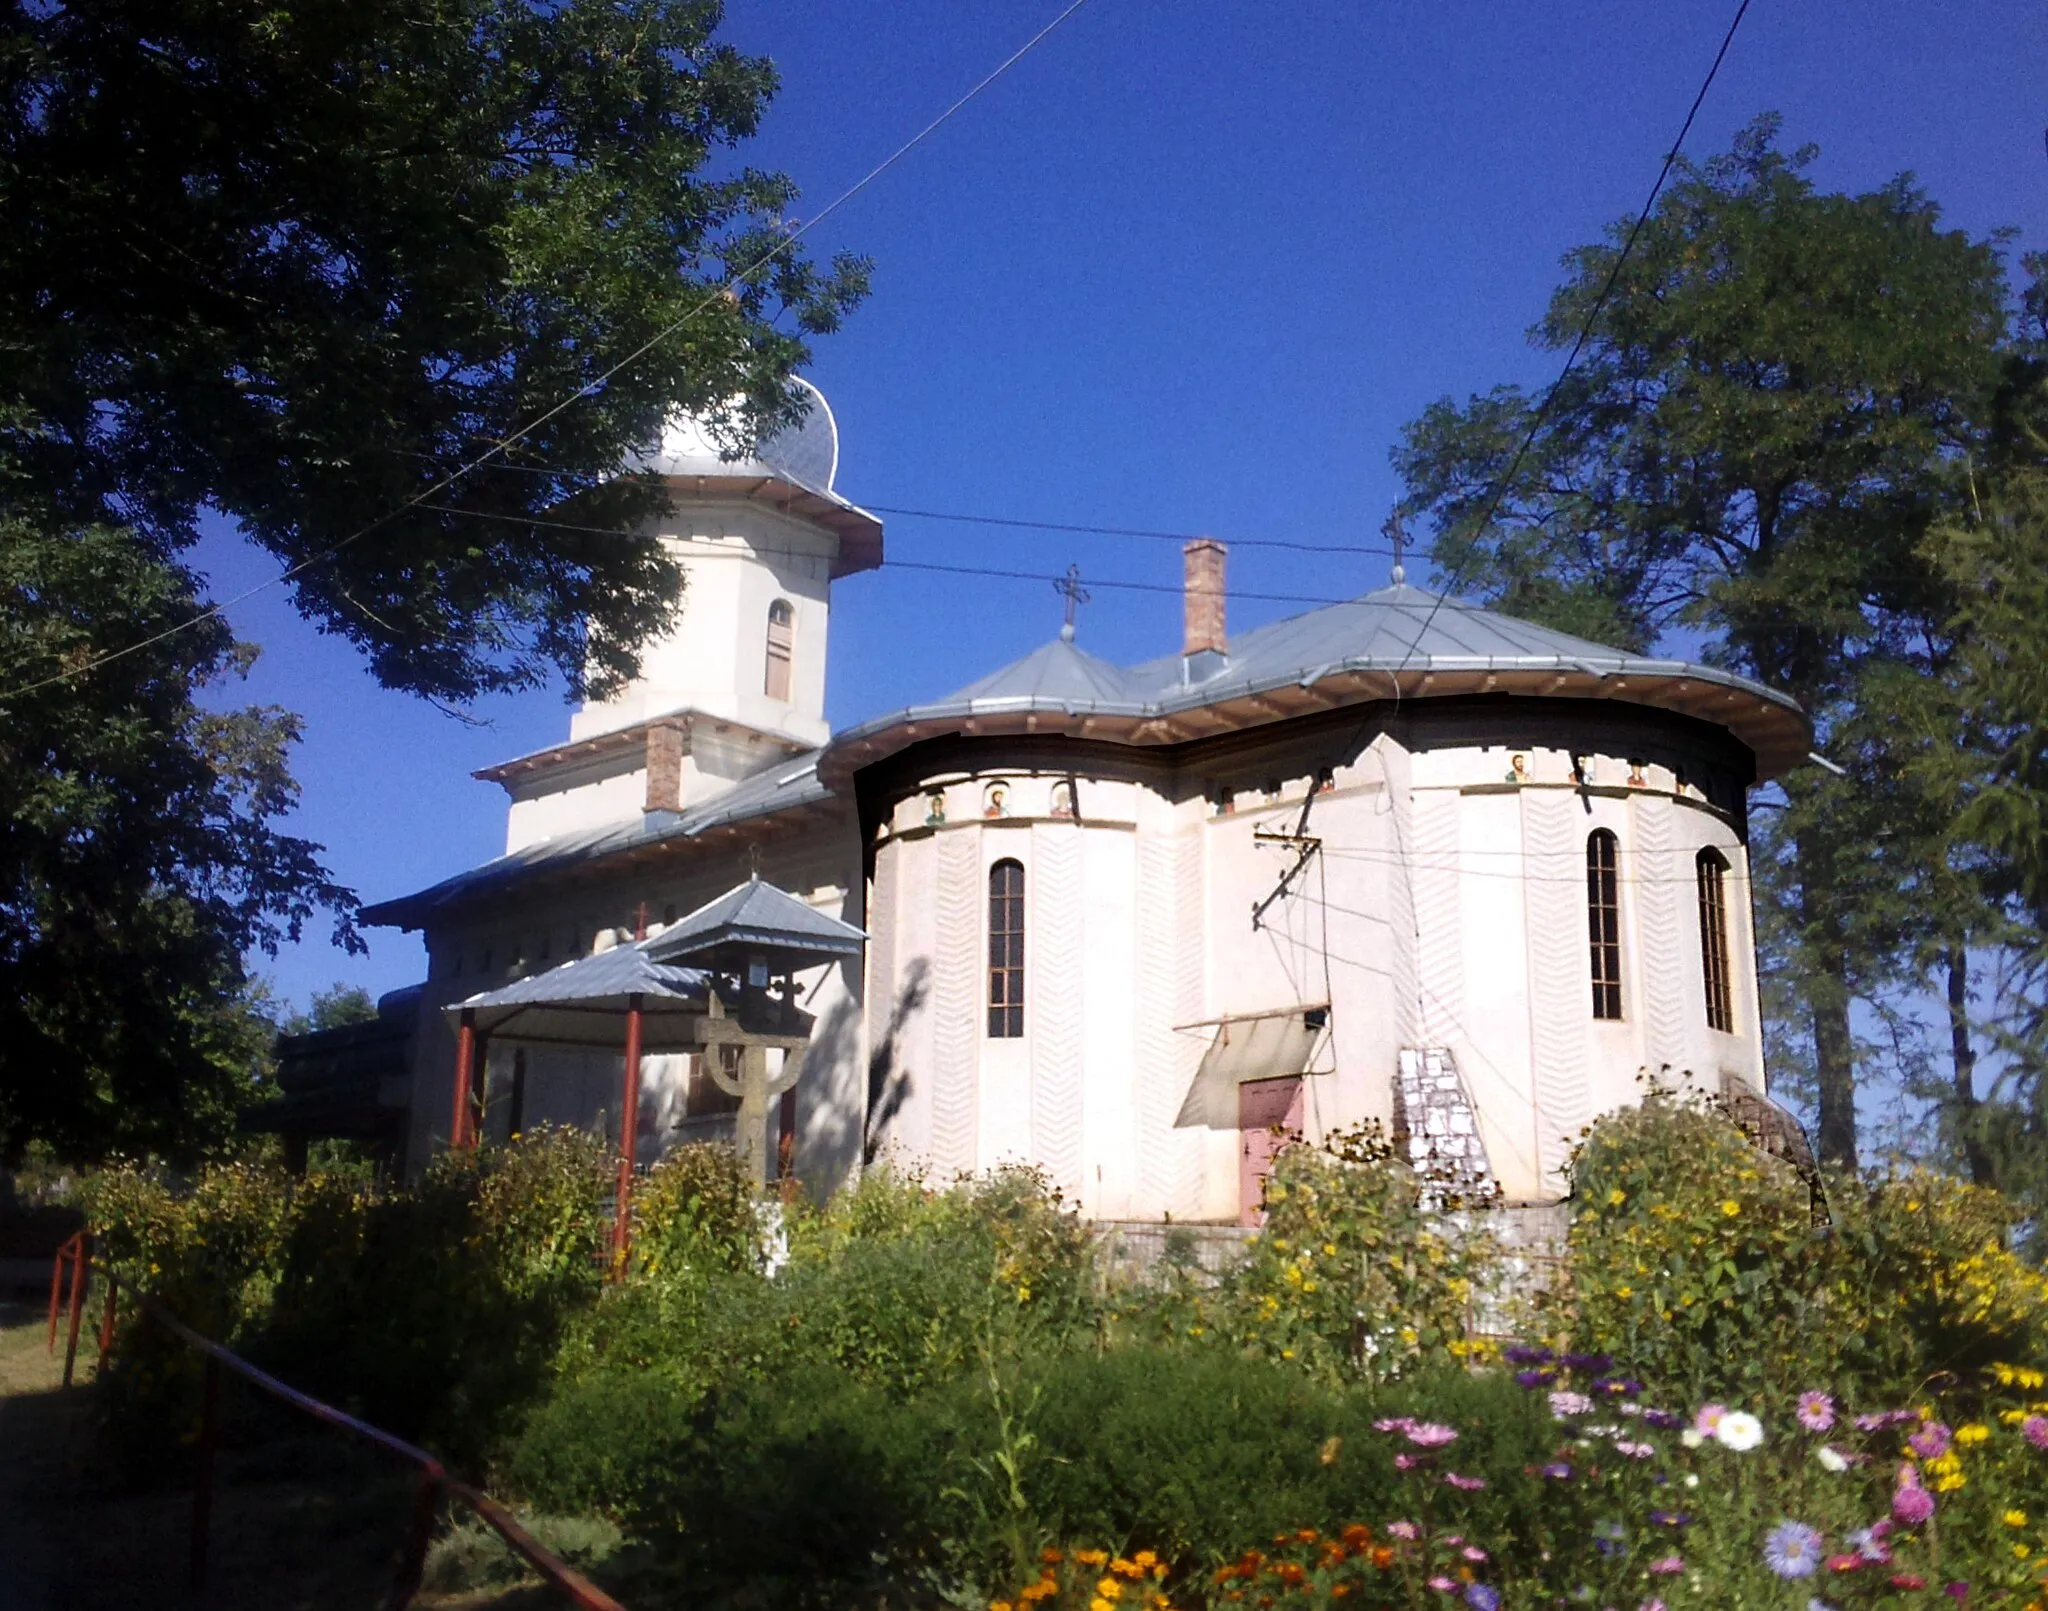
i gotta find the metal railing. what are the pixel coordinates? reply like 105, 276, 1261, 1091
46, 1232, 625, 1611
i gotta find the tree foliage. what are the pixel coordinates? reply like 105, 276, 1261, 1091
0, 0, 868, 702
1393, 115, 2016, 1167
0, 485, 352, 1163
0, 2, 866, 1160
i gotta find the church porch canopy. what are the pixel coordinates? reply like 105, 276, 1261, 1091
444, 939, 711, 1052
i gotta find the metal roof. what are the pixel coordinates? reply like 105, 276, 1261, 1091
625, 378, 883, 577
446, 937, 713, 1050
645, 875, 867, 969
360, 753, 834, 929
366, 582, 1809, 930
818, 583, 1809, 785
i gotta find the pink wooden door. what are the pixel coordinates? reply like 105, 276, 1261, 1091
1238, 1075, 1305, 1227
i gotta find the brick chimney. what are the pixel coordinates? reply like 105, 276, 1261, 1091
1183, 538, 1227, 668
644, 720, 685, 818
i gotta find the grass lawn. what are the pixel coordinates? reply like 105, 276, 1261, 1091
0, 1300, 568, 1611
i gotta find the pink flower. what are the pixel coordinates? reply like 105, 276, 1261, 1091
1550, 1390, 1594, 1418
1460, 1547, 1487, 1563
1614, 1440, 1655, 1459
1795, 1391, 1837, 1432
1442, 1472, 1487, 1490
1693, 1403, 1727, 1436
1893, 1483, 1936, 1526
1427, 1575, 1458, 1593
2023, 1415, 2048, 1451
1395, 1454, 1420, 1469
1406, 1422, 1460, 1448
1907, 1421, 1952, 1460
1386, 1521, 1420, 1540
1374, 1416, 1418, 1434
1639, 1602, 1667, 1611
1648, 1555, 1684, 1575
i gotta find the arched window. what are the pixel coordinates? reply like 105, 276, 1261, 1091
764, 599, 794, 701
1696, 847, 1734, 1033
987, 859, 1025, 1038
1586, 829, 1622, 1020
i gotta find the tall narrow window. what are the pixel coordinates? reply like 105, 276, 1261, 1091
987, 859, 1025, 1038
1586, 829, 1622, 1020
764, 599, 794, 701
1696, 847, 1735, 1033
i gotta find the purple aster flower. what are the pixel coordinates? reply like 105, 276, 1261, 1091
1514, 1368, 1556, 1388
1648, 1555, 1684, 1575
1649, 1511, 1689, 1528
1614, 1440, 1656, 1460
1907, 1421, 1952, 1460
1462, 1588, 1499, 1611
1763, 1521, 1825, 1580
1642, 1408, 1685, 1430
1892, 1483, 1935, 1526
2023, 1414, 2048, 1450
1541, 1462, 1573, 1480
1944, 1585, 1969, 1603
1795, 1391, 1837, 1433
1594, 1377, 1644, 1397
1561, 1352, 1614, 1372
1502, 1344, 1554, 1365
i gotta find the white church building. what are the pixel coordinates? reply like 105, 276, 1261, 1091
354, 385, 1809, 1223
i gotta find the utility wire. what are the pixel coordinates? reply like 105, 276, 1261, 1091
415, 502, 1377, 608
2, 0, 1097, 703
1385, 0, 1754, 669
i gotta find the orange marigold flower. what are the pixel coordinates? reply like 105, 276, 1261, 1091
1043, 1550, 1065, 1565
1112, 1559, 1142, 1580
1077, 1550, 1110, 1568
1340, 1525, 1372, 1549
1276, 1564, 1305, 1587
1370, 1547, 1395, 1570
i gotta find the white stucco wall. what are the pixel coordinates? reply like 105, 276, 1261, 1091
571, 501, 837, 747
861, 722, 1765, 1217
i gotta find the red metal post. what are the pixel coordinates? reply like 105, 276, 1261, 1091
47, 1234, 71, 1354
191, 1354, 221, 1589
451, 1006, 478, 1150
62, 1237, 89, 1387
611, 992, 645, 1271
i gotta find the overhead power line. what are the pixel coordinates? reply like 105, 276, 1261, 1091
2, 0, 1098, 703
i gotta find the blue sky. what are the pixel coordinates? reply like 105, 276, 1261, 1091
194, 0, 2048, 1012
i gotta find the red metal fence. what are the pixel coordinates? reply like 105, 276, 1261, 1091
46, 1232, 625, 1611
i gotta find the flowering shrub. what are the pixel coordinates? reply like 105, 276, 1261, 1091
1564, 1092, 2048, 1404
1224, 1123, 1498, 1384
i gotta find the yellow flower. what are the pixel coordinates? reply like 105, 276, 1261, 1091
1090, 1599, 1114, 1611
1616, 1285, 1633, 1299
2013, 1541, 2031, 1560
1111, 1559, 1141, 1580
1934, 1471, 1966, 1493
1097, 1578, 1123, 1600
1607, 1188, 1627, 1206
1133, 1552, 1158, 1570
992, 1601, 1014, 1610
2006, 1510, 2030, 1528
1719, 1199, 1741, 1217
1076, 1550, 1109, 1567
1957, 1423, 1991, 1445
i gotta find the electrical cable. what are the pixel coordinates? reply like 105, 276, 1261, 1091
1, 0, 1098, 703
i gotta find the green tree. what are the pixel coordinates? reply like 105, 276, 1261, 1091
1393, 116, 2011, 1168
280, 983, 381, 1039
0, 498, 350, 1163
0, 0, 867, 702
0, 1, 866, 1160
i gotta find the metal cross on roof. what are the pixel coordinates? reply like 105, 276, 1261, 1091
1053, 563, 1091, 642
1381, 512, 1408, 586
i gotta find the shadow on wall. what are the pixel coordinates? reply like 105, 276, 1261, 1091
861, 958, 929, 1168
